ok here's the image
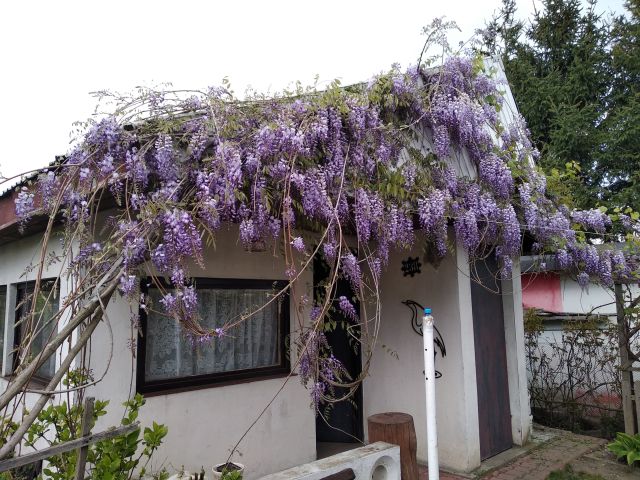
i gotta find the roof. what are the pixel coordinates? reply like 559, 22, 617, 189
0, 156, 65, 199
0, 57, 520, 246
521, 244, 630, 274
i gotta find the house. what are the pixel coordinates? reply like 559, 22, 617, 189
521, 253, 640, 356
0, 59, 531, 478
521, 254, 640, 320
520, 255, 640, 431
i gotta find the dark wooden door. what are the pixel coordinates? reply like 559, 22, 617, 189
470, 256, 512, 460
314, 257, 364, 443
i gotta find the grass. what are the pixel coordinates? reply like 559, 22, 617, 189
547, 465, 605, 480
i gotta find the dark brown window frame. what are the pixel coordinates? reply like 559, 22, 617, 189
137, 277, 291, 396
13, 279, 59, 383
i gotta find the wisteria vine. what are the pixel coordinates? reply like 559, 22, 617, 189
10, 48, 640, 410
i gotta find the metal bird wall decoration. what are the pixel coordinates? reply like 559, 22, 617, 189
401, 299, 447, 378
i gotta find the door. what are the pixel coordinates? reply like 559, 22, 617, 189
470, 256, 512, 460
314, 256, 364, 443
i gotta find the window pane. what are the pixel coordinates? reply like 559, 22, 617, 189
18, 282, 59, 380
0, 287, 5, 370
145, 287, 282, 382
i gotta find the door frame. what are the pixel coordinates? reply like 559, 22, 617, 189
313, 255, 364, 444
470, 256, 513, 460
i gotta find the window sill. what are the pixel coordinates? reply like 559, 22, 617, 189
139, 371, 297, 398
1, 374, 52, 389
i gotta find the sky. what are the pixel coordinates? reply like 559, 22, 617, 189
0, 0, 627, 182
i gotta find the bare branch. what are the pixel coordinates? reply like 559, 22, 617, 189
0, 270, 121, 412
0, 306, 106, 459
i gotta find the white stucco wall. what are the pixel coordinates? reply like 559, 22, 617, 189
84, 226, 316, 479
0, 228, 533, 477
0, 227, 316, 478
560, 278, 617, 315
362, 237, 482, 472
363, 238, 530, 473
558, 276, 640, 318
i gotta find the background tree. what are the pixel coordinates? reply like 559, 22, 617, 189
483, 0, 640, 435
598, 0, 640, 208
483, 0, 639, 211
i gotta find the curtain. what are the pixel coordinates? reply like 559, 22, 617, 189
145, 287, 281, 382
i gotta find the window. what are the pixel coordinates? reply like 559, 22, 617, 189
0, 285, 6, 370
14, 280, 59, 381
137, 278, 290, 394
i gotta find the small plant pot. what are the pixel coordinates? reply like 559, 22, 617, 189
167, 473, 193, 480
211, 462, 245, 480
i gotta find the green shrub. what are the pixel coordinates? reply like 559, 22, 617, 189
607, 432, 640, 466
22, 392, 167, 479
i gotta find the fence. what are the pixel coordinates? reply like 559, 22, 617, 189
524, 310, 626, 438
0, 398, 139, 479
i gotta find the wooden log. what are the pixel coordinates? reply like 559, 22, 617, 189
367, 412, 418, 480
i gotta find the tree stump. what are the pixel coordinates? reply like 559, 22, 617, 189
367, 412, 418, 480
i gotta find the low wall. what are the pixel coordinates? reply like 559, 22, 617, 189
260, 442, 400, 480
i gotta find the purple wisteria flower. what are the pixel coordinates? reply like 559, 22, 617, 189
39, 171, 59, 210
291, 237, 305, 252
479, 154, 513, 199
338, 296, 359, 322
500, 255, 513, 279
119, 221, 146, 270
556, 249, 571, 270
323, 240, 337, 261
340, 253, 361, 291
125, 148, 148, 186
119, 274, 137, 296
86, 116, 121, 149
598, 250, 613, 286
418, 189, 448, 257
577, 272, 590, 289
159, 285, 199, 321
310, 382, 326, 409
571, 209, 611, 233
154, 134, 177, 183
17, 50, 638, 409
611, 250, 628, 279
15, 187, 35, 221
500, 205, 520, 255
98, 155, 115, 177
454, 208, 479, 252
354, 188, 383, 244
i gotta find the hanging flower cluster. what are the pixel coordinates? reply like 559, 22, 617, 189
12, 52, 640, 407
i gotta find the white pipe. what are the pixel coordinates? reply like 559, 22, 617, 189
423, 308, 439, 480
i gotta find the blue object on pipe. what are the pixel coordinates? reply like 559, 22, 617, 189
424, 308, 432, 315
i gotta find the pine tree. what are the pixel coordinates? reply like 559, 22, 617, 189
483, 0, 640, 211
597, 0, 640, 208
